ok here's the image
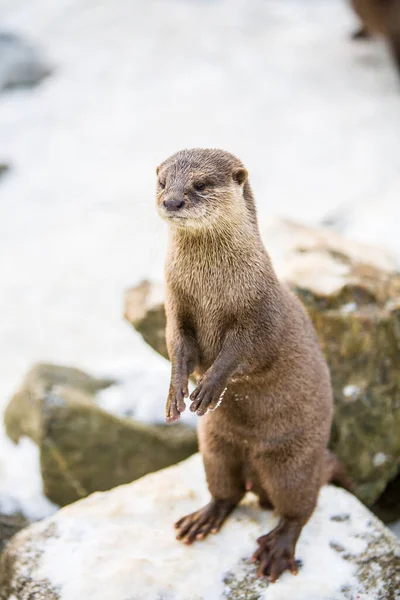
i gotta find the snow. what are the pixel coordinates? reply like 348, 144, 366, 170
0, 431, 57, 520
6, 454, 398, 600
96, 357, 197, 426
392, 521, 400, 538
0, 0, 399, 529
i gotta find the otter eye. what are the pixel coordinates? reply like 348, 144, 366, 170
158, 180, 165, 189
194, 182, 206, 192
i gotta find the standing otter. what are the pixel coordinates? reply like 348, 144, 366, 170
156, 149, 350, 583
350, 0, 400, 74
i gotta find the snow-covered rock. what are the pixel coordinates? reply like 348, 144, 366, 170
1, 454, 399, 600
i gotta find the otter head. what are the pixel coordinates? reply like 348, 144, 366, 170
155, 148, 250, 230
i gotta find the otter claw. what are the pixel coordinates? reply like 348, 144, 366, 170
190, 377, 225, 415
165, 384, 188, 423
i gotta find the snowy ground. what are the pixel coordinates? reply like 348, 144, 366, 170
6, 454, 399, 600
0, 0, 399, 524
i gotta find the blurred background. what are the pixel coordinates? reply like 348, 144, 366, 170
0, 0, 399, 537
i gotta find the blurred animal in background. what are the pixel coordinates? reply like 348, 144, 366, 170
351, 0, 400, 74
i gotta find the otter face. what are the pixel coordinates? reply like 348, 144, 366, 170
155, 148, 248, 230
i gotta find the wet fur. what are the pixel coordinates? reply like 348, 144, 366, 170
156, 148, 348, 582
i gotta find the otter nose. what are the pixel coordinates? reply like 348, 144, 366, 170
163, 198, 185, 212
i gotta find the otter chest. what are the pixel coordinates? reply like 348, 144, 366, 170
171, 265, 238, 367
188, 286, 231, 368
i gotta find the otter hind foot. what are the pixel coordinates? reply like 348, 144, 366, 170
174, 499, 236, 544
252, 520, 302, 582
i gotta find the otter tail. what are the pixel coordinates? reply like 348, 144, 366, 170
323, 450, 353, 492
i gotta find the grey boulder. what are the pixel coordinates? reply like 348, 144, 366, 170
0, 32, 51, 91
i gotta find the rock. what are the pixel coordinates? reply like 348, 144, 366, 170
0, 454, 399, 600
4, 363, 116, 446
0, 31, 51, 91
124, 219, 400, 511
0, 164, 10, 180
124, 280, 168, 359
374, 472, 400, 524
4, 364, 197, 506
0, 514, 27, 556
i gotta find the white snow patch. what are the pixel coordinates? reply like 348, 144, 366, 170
0, 427, 57, 520
390, 520, 400, 538
343, 384, 360, 399
341, 302, 357, 314
373, 452, 387, 467
96, 357, 197, 427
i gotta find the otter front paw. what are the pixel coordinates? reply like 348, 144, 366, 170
190, 376, 227, 416
165, 383, 188, 423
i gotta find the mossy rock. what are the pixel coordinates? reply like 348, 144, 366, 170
124, 219, 400, 511
124, 280, 168, 359
4, 364, 198, 507
4, 363, 115, 445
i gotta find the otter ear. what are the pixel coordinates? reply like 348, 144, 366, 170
232, 167, 248, 186
156, 165, 160, 176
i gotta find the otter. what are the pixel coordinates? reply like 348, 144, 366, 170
156, 149, 350, 583
350, 0, 400, 73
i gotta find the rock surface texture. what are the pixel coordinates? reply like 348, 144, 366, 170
0, 32, 50, 91
0, 454, 399, 600
3, 364, 197, 506
0, 514, 27, 556
125, 219, 400, 511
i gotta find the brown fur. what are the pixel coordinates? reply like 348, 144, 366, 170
156, 149, 349, 582
351, 0, 400, 74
